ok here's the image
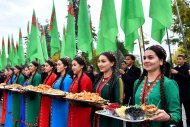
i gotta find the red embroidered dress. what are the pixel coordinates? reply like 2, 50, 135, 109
68, 73, 92, 127
0, 76, 10, 124
39, 73, 57, 127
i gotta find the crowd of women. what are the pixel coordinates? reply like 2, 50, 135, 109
0, 45, 182, 127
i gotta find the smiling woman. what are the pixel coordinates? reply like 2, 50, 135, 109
133, 45, 181, 127
93, 51, 124, 127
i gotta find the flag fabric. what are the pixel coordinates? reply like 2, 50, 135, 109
41, 27, 49, 60
49, 2, 60, 57
1, 37, 7, 69
18, 28, 26, 65
60, 26, 66, 58
10, 36, 15, 66
96, 0, 118, 54
26, 21, 31, 61
8, 36, 13, 66
27, 10, 45, 64
120, 0, 145, 52
150, 0, 172, 43
12, 43, 19, 66
64, 0, 76, 59
78, 0, 92, 59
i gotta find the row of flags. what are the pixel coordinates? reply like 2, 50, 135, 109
0, 0, 173, 70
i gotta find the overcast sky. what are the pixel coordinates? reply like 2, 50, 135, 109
0, 0, 177, 58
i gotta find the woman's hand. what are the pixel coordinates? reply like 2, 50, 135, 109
148, 109, 171, 122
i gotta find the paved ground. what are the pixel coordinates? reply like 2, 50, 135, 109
0, 101, 187, 127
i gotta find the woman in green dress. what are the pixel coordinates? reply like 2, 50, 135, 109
25, 61, 41, 127
133, 45, 181, 127
12, 65, 25, 127
93, 52, 124, 127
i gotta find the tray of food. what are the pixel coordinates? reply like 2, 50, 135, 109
0, 84, 6, 89
41, 89, 68, 97
96, 103, 158, 122
65, 91, 109, 107
4, 84, 22, 90
22, 85, 39, 93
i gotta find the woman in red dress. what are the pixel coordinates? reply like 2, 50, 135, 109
1, 67, 14, 125
39, 60, 57, 127
68, 56, 93, 127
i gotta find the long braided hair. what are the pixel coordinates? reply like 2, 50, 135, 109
133, 45, 167, 110
94, 51, 117, 102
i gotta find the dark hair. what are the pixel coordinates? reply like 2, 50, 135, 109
133, 45, 166, 110
88, 65, 94, 71
122, 61, 126, 64
9, 67, 14, 73
126, 54, 136, 61
93, 52, 117, 102
15, 65, 22, 71
177, 54, 185, 59
73, 56, 87, 92
100, 52, 117, 69
73, 56, 87, 71
31, 61, 39, 68
45, 59, 55, 70
53, 58, 70, 90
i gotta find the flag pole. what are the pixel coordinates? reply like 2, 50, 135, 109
174, 0, 190, 65
138, 38, 144, 70
166, 28, 173, 68
140, 26, 146, 51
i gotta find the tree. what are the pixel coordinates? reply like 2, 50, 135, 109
171, 0, 190, 63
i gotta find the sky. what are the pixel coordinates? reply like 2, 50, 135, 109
0, 0, 178, 59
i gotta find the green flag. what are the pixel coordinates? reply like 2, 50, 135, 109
60, 26, 66, 58
97, 0, 118, 54
28, 10, 45, 64
49, 2, 60, 57
78, 0, 92, 59
18, 28, 26, 65
150, 0, 172, 43
10, 36, 15, 67
65, 0, 76, 59
1, 37, 7, 69
41, 27, 49, 60
8, 36, 13, 66
12, 43, 19, 66
120, 0, 145, 52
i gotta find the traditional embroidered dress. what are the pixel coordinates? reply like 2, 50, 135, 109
51, 74, 72, 127
12, 74, 25, 127
25, 73, 41, 127
93, 73, 124, 127
68, 73, 92, 127
39, 72, 56, 127
133, 77, 181, 127
20, 79, 29, 127
4, 75, 16, 127
1, 76, 11, 124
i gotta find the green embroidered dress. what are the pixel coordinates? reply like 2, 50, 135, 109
25, 73, 41, 127
12, 74, 25, 127
133, 77, 181, 127
93, 73, 124, 127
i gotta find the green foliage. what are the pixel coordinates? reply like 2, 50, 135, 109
171, 0, 190, 62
